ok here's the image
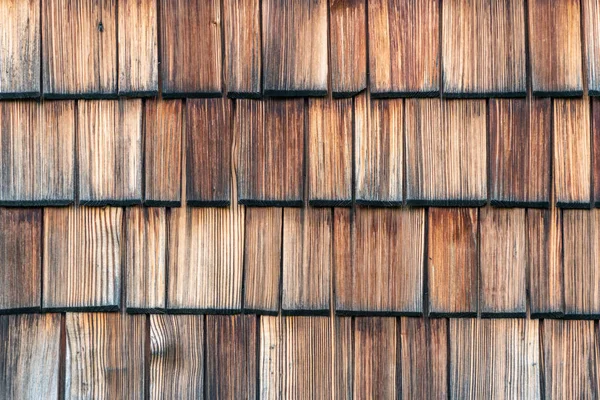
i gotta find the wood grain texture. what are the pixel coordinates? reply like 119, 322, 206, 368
186, 98, 232, 206
65, 313, 145, 399
43, 0, 117, 98
0, 208, 41, 313
206, 315, 257, 400
336, 207, 425, 315
43, 207, 122, 311
528, 0, 583, 96
167, 204, 244, 312
592, 97, 600, 205
584, 0, 600, 95
0, 0, 40, 97
450, 318, 541, 399
527, 208, 564, 318
405, 99, 487, 206
150, 315, 204, 400
563, 209, 600, 317
308, 97, 352, 206
118, 0, 158, 96
442, 0, 526, 96
144, 98, 182, 206
224, 0, 261, 97
282, 207, 332, 314
330, 0, 367, 96
479, 207, 527, 317
368, 0, 440, 97
427, 208, 478, 317
262, 0, 328, 96
334, 317, 353, 400
554, 98, 591, 207
0, 101, 75, 205
126, 207, 166, 313
543, 320, 599, 399
243, 207, 282, 314
355, 94, 403, 205
78, 99, 142, 205
237, 99, 304, 206
159, 0, 221, 97
489, 98, 551, 206
354, 317, 396, 399
400, 318, 448, 399
0, 314, 61, 400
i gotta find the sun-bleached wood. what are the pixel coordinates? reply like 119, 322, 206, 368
262, 0, 328, 96
43, 0, 117, 97
0, 314, 61, 399
237, 99, 304, 206
368, 0, 440, 96
489, 98, 551, 206
0, 101, 75, 205
450, 318, 541, 398
479, 207, 527, 317
335, 317, 353, 400
528, 0, 583, 96
43, 207, 122, 311
224, 0, 261, 97
65, 313, 145, 399
144, 99, 182, 206
405, 98, 487, 206
330, 0, 367, 96
186, 98, 232, 206
336, 207, 425, 315
150, 315, 204, 399
126, 207, 166, 312
427, 208, 478, 317
0, 209, 41, 313
118, 0, 157, 95
308, 97, 352, 206
282, 207, 332, 314
259, 316, 282, 399
554, 98, 591, 207
78, 99, 142, 205
584, 0, 600, 95
0, 0, 40, 97
243, 207, 282, 314
592, 98, 600, 205
442, 0, 526, 96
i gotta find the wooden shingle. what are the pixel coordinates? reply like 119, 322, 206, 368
583, 0, 600, 95
334, 317, 353, 400
592, 97, 600, 205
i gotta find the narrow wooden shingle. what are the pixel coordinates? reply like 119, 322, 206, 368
150, 315, 204, 399
528, 0, 583, 96
224, 0, 261, 97
43, 207, 122, 311
592, 97, 600, 205
336, 207, 425, 315
237, 99, 304, 206
118, 0, 158, 96
0, 209, 41, 313
43, 0, 117, 98
368, 0, 440, 97
308, 97, 352, 206
330, 0, 367, 97
479, 208, 527, 317
186, 98, 232, 206
206, 315, 257, 399
144, 99, 182, 206
405, 99, 487, 206
262, 0, 328, 96
450, 318, 541, 398
78, 99, 142, 206
0, 0, 40, 98
584, 0, 600, 95
243, 207, 282, 314
160, 0, 221, 97
554, 98, 591, 207
427, 208, 478, 317
282, 207, 332, 314
0, 314, 61, 400
442, 0, 526, 97
126, 207, 166, 313
355, 94, 403, 205
489, 98, 551, 206
334, 317, 353, 400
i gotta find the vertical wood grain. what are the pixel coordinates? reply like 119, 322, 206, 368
583, 0, 600, 95
334, 317, 353, 400
591, 98, 600, 205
